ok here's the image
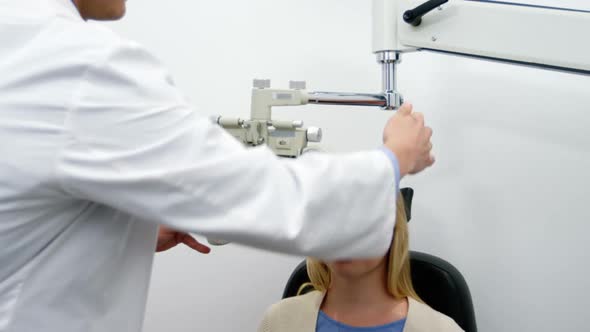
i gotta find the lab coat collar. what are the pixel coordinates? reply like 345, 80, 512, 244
0, 0, 83, 21
46, 0, 82, 20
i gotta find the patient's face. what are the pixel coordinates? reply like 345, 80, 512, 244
328, 256, 387, 280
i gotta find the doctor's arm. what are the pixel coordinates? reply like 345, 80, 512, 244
55, 42, 432, 260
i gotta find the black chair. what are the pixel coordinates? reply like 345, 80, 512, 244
282, 252, 477, 332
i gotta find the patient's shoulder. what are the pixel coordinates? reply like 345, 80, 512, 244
263, 290, 322, 317
258, 291, 323, 332
406, 297, 465, 332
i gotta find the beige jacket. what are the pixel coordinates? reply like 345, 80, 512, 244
258, 291, 464, 332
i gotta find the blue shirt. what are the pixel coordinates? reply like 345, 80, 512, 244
380, 147, 401, 187
317, 311, 406, 332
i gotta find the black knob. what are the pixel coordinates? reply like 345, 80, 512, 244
403, 0, 448, 26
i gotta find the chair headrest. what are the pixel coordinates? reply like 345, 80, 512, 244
400, 187, 414, 222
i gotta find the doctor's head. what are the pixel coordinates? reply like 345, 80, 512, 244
72, 0, 126, 21
305, 191, 420, 300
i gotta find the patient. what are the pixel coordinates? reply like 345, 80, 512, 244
258, 190, 464, 332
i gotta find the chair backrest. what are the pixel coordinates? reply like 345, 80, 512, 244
282, 251, 477, 332
409, 252, 477, 332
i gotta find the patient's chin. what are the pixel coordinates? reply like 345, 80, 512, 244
333, 260, 355, 266
329, 257, 385, 280
330, 261, 369, 278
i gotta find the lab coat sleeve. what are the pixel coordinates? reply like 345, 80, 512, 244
55, 41, 398, 260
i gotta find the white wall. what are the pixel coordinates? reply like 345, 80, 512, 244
109, 1, 590, 331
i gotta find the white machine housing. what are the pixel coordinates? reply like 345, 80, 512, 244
373, 0, 590, 73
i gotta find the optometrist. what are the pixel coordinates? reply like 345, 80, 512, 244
0, 0, 435, 331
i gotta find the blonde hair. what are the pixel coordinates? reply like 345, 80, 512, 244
303, 194, 421, 301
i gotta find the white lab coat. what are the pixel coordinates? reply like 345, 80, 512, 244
0, 0, 399, 331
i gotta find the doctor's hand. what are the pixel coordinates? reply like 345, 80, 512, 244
383, 103, 435, 177
156, 226, 211, 254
